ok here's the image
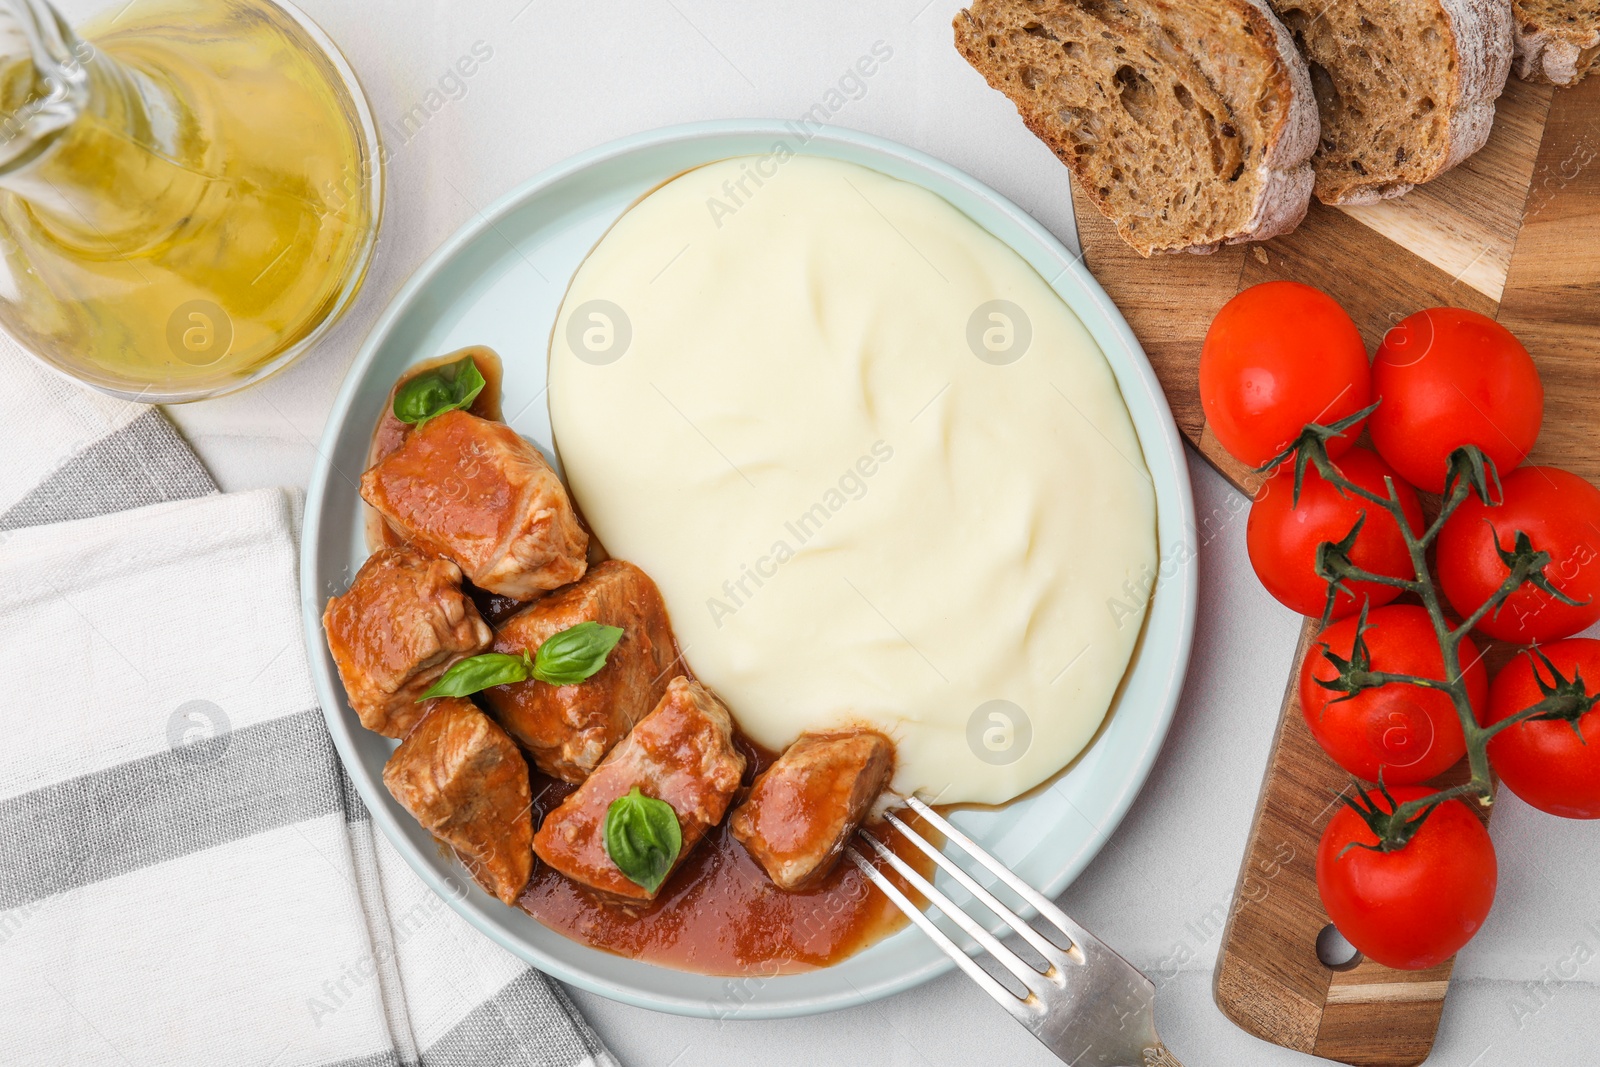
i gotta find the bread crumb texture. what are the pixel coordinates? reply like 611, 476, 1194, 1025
1268, 0, 1513, 204
954, 0, 1317, 256
1512, 0, 1600, 84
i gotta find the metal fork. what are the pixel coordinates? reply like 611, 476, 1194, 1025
849, 795, 1183, 1067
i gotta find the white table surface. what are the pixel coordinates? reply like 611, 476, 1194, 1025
113, 0, 1600, 1062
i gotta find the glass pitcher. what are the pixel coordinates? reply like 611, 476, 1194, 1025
0, 0, 381, 401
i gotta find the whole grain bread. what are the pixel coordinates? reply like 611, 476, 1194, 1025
1267, 0, 1514, 205
1512, 0, 1600, 83
953, 0, 1319, 256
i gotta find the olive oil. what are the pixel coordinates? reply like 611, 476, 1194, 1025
0, 0, 379, 398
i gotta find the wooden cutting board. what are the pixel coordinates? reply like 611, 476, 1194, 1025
1069, 73, 1600, 1067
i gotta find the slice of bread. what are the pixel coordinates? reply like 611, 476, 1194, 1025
1267, 0, 1514, 205
1512, 0, 1600, 84
953, 0, 1318, 257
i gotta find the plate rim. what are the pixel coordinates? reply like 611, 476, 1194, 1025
300, 119, 1198, 1019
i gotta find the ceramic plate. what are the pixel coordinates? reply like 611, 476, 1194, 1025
300, 121, 1196, 1019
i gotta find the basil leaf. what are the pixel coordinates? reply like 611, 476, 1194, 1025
533, 621, 624, 686
392, 375, 453, 424
448, 358, 487, 409
603, 787, 682, 894
393, 355, 487, 426
420, 651, 532, 699
420, 622, 621, 700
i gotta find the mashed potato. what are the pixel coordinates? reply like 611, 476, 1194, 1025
548, 154, 1155, 805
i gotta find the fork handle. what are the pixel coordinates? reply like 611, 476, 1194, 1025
1142, 1045, 1184, 1067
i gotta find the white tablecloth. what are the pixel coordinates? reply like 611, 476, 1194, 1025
110, 0, 1600, 1062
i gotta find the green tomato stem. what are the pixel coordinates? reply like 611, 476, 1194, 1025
1296, 436, 1546, 844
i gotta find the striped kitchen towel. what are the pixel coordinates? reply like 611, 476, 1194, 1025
0, 352, 617, 1067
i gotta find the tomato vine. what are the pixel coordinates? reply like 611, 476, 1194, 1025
1261, 403, 1600, 851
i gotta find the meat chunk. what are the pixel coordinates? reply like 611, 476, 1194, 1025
533, 677, 745, 902
479, 560, 679, 783
366, 348, 504, 553
359, 409, 588, 599
730, 731, 894, 891
383, 697, 534, 905
322, 548, 492, 738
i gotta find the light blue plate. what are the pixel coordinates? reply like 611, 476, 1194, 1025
300, 121, 1197, 1020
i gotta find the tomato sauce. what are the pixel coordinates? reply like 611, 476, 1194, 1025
515, 738, 932, 976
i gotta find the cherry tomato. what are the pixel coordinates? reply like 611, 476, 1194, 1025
1369, 308, 1543, 493
1436, 466, 1600, 643
1316, 786, 1496, 970
1200, 282, 1371, 468
1486, 639, 1600, 819
1247, 448, 1424, 618
1301, 605, 1487, 785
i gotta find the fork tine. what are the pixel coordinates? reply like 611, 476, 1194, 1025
856, 831, 1056, 996
882, 809, 1076, 970
906, 795, 1096, 954
846, 847, 1037, 1025
875, 799, 1176, 1067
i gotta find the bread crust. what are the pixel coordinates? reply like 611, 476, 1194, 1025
953, 0, 1318, 256
1234, 0, 1321, 247
1441, 0, 1516, 172
1512, 1, 1600, 84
